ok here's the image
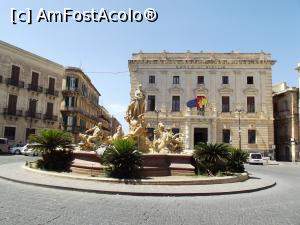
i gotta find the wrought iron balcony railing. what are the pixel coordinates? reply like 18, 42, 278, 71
27, 84, 43, 93
3, 108, 23, 116
5, 78, 25, 88
25, 111, 42, 119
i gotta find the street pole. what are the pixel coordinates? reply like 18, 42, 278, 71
236, 108, 243, 150
238, 110, 241, 150
155, 109, 160, 129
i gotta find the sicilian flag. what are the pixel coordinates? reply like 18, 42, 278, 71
187, 96, 208, 110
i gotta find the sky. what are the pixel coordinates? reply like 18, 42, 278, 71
0, 0, 299, 132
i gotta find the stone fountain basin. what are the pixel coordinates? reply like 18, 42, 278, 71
71, 151, 195, 177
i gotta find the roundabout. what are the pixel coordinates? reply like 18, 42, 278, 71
0, 161, 276, 197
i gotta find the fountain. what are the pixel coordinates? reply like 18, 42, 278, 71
72, 85, 195, 176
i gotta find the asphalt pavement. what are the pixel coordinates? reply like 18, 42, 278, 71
0, 155, 299, 225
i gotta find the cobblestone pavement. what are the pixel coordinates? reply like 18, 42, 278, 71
0, 155, 300, 225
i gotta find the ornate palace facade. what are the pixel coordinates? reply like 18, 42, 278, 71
129, 51, 275, 153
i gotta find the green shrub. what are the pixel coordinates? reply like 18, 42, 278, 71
101, 138, 142, 179
193, 143, 230, 176
227, 147, 248, 173
29, 129, 74, 171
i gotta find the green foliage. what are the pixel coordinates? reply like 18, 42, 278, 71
101, 138, 142, 179
193, 143, 248, 175
193, 143, 230, 176
227, 147, 248, 173
29, 129, 74, 171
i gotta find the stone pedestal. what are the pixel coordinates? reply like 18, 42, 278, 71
71, 151, 195, 177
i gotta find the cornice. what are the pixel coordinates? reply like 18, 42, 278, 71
128, 59, 276, 66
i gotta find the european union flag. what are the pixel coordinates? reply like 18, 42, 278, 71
186, 99, 197, 108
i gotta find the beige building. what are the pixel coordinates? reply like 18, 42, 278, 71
0, 41, 64, 145
60, 67, 102, 142
273, 82, 299, 161
111, 116, 121, 134
129, 51, 275, 153
99, 105, 112, 137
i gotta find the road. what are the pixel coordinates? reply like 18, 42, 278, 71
0, 155, 299, 225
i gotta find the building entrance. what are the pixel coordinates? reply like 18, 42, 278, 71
194, 128, 208, 146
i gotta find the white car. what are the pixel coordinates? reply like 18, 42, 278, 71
248, 153, 264, 165
20, 144, 39, 156
10, 145, 24, 154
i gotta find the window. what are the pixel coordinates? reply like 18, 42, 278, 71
65, 96, 75, 108
147, 95, 155, 111
66, 77, 78, 90
248, 130, 256, 144
222, 96, 230, 112
26, 128, 35, 140
247, 76, 254, 84
223, 129, 231, 143
48, 77, 55, 94
173, 76, 180, 84
197, 76, 204, 84
247, 97, 255, 113
149, 75, 155, 84
4, 127, 16, 140
172, 128, 180, 134
31, 72, 39, 90
67, 116, 74, 126
147, 128, 155, 141
28, 99, 37, 116
222, 76, 229, 84
11, 65, 20, 85
80, 119, 86, 132
172, 96, 180, 112
8, 94, 17, 115
46, 102, 53, 116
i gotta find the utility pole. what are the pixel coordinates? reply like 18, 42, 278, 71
236, 108, 243, 150
155, 108, 161, 128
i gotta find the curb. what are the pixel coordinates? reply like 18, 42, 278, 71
0, 174, 277, 197
23, 166, 249, 185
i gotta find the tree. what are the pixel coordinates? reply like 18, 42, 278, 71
193, 143, 230, 176
227, 147, 248, 172
101, 138, 142, 179
29, 129, 74, 171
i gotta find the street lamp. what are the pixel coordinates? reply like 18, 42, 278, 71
154, 108, 161, 128
235, 108, 243, 150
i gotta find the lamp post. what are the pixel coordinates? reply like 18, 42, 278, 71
236, 108, 243, 150
154, 108, 161, 128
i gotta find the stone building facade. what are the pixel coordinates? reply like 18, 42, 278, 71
111, 116, 121, 135
129, 52, 275, 153
273, 82, 299, 161
99, 105, 112, 137
0, 41, 64, 145
60, 67, 102, 142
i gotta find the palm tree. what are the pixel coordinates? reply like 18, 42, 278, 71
193, 142, 230, 176
101, 138, 142, 179
227, 147, 248, 172
29, 129, 74, 171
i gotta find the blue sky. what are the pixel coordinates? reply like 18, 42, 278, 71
1, 0, 299, 132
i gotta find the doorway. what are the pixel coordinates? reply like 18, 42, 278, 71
194, 128, 208, 146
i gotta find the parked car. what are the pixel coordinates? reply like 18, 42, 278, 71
248, 153, 264, 165
10, 145, 24, 154
20, 144, 39, 156
0, 138, 10, 154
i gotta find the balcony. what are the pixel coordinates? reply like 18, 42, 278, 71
5, 78, 25, 88
43, 114, 58, 121
45, 88, 59, 97
27, 84, 43, 93
62, 87, 80, 95
25, 111, 42, 119
3, 108, 23, 116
